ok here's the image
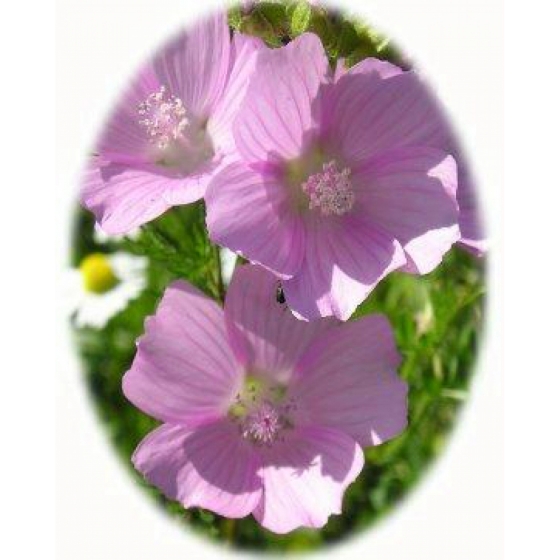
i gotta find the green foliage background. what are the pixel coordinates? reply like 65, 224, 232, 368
70, 2, 486, 554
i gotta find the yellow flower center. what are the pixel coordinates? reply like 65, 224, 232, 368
79, 253, 119, 294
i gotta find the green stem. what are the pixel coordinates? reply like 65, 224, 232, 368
222, 518, 236, 545
214, 243, 225, 302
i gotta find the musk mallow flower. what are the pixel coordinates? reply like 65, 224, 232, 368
206, 33, 462, 321
67, 252, 147, 328
81, 12, 263, 236
123, 264, 407, 534
334, 56, 487, 256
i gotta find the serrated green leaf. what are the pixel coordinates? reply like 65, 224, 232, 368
240, 10, 282, 46
227, 5, 243, 31
308, 9, 336, 53
336, 20, 359, 57
257, 2, 287, 31
290, 1, 312, 36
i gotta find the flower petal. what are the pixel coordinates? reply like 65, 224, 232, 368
283, 215, 407, 321
208, 33, 265, 154
428, 143, 487, 256
325, 70, 448, 166
337, 56, 404, 81
96, 65, 161, 164
253, 426, 364, 534
160, 160, 220, 206
81, 156, 210, 234
456, 165, 488, 255
234, 33, 329, 163
224, 265, 336, 383
109, 252, 148, 280
333, 60, 487, 256
133, 422, 262, 518
291, 315, 408, 447
81, 158, 172, 235
354, 147, 460, 274
123, 280, 242, 426
206, 162, 305, 278
153, 12, 230, 118
73, 282, 145, 330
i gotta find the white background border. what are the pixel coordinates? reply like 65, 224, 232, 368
2, 0, 511, 557
54, 1, 502, 558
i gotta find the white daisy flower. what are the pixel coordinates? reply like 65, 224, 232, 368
93, 224, 141, 244
219, 247, 238, 286
67, 252, 148, 329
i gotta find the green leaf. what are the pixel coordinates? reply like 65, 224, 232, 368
227, 5, 243, 31
198, 509, 215, 524
240, 10, 282, 47
336, 20, 360, 58
308, 9, 336, 56
290, 1, 312, 37
257, 2, 287, 31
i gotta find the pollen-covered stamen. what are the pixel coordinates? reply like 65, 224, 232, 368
242, 401, 283, 445
302, 160, 355, 216
138, 86, 188, 150
229, 376, 296, 446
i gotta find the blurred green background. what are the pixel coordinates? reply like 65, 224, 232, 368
70, 2, 486, 554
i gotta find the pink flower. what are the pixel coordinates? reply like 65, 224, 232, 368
335, 57, 487, 256
206, 33, 462, 320
123, 265, 407, 534
81, 13, 263, 235
454, 164, 487, 255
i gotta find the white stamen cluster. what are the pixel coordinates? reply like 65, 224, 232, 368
138, 86, 188, 150
242, 401, 283, 445
302, 160, 355, 216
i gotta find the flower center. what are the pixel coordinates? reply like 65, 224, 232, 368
242, 401, 283, 445
138, 86, 214, 174
228, 375, 295, 446
302, 160, 355, 216
138, 86, 188, 150
79, 253, 119, 294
